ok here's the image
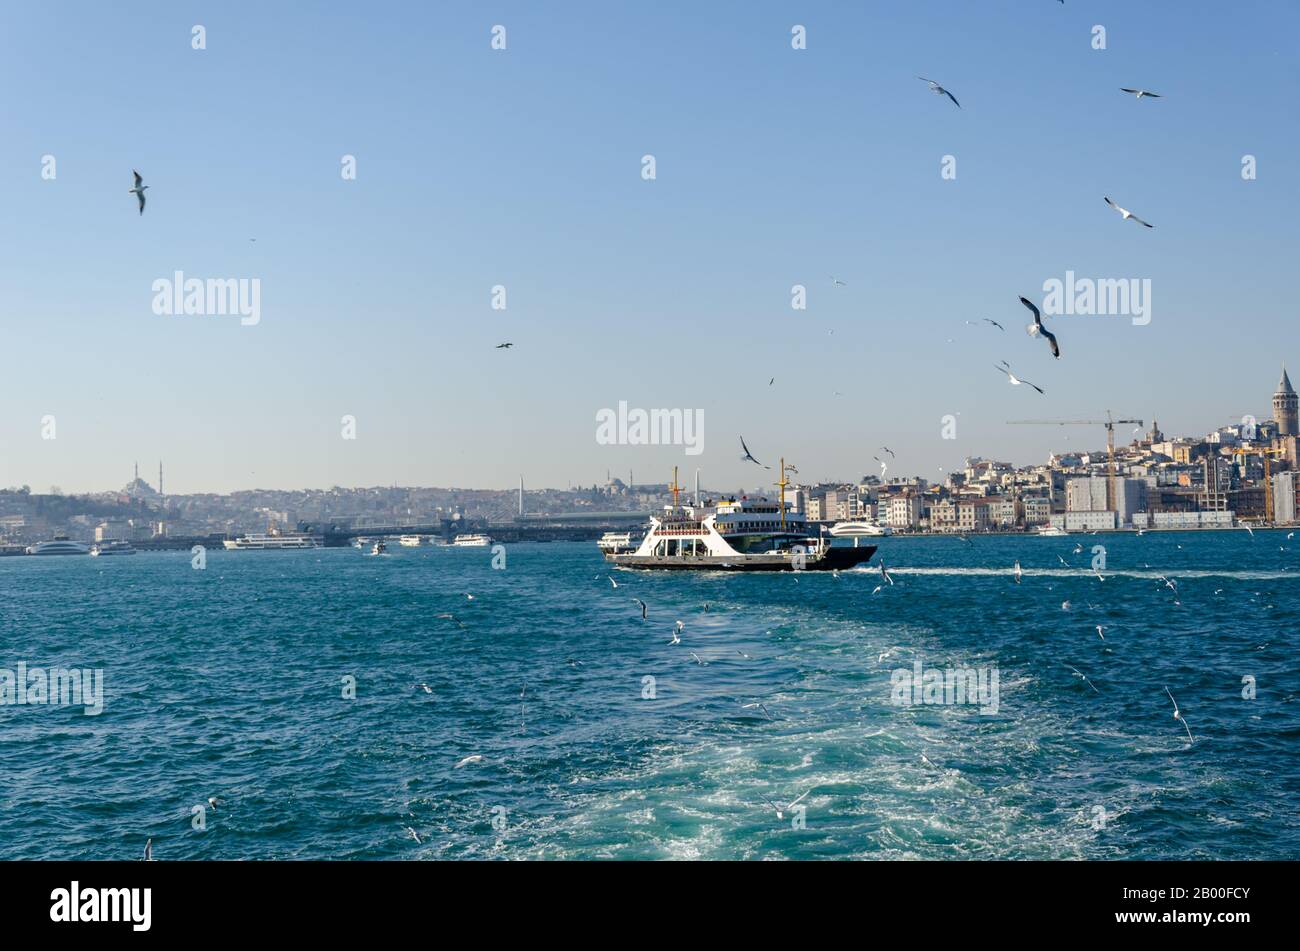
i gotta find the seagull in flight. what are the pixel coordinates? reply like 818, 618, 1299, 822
632, 597, 648, 621
495, 342, 513, 349
128, 170, 148, 215
879, 560, 894, 585
454, 754, 484, 769
689, 651, 707, 666
1067, 665, 1100, 693
1120, 88, 1163, 99
1104, 196, 1155, 228
879, 446, 896, 458
995, 362, 1045, 394
1019, 298, 1060, 358
739, 437, 771, 469
143, 838, 153, 861
917, 77, 960, 108
830, 276, 847, 287
406, 826, 422, 844
763, 789, 813, 820
966, 317, 1004, 331
1013, 560, 1023, 584
607, 575, 619, 588
1096, 625, 1106, 640
1165, 687, 1194, 743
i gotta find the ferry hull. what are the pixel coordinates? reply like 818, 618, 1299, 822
608, 545, 876, 572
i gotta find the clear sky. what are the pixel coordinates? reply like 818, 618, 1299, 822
2, 1, 1297, 495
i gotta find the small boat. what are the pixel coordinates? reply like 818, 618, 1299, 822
452, 534, 492, 547
399, 535, 423, 547
828, 519, 893, 542
1037, 525, 1069, 537
371, 540, 387, 555
597, 531, 643, 554
90, 540, 137, 556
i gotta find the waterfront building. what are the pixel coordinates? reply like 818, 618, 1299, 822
1274, 470, 1298, 524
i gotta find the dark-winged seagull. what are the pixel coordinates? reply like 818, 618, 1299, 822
128, 170, 148, 215
739, 436, 771, 469
917, 77, 960, 108
1019, 298, 1060, 359
1119, 88, 1162, 99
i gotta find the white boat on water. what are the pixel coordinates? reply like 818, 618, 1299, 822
597, 531, 643, 554
452, 533, 492, 547
371, 540, 387, 555
90, 540, 136, 556
605, 465, 877, 572
223, 532, 322, 550
26, 536, 90, 556
828, 519, 893, 539
399, 535, 423, 547
1037, 525, 1069, 537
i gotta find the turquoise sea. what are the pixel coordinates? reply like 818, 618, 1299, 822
1, 531, 1296, 860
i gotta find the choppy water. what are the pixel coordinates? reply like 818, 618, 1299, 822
1, 530, 1297, 860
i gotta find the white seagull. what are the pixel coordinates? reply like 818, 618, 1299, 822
455, 754, 484, 769
1165, 687, 1194, 743
1013, 560, 1023, 584
1119, 87, 1163, 99
1067, 664, 1100, 693
995, 362, 1045, 394
143, 838, 153, 861
1104, 196, 1154, 229
764, 789, 813, 820
917, 77, 960, 108
128, 170, 148, 215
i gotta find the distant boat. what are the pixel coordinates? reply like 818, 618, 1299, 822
597, 531, 643, 554
399, 535, 423, 547
1037, 525, 1069, 537
371, 540, 387, 555
26, 536, 90, 556
223, 532, 322, 550
90, 540, 136, 556
452, 533, 492, 547
828, 520, 892, 538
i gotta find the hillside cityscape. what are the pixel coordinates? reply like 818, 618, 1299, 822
3, 370, 1298, 551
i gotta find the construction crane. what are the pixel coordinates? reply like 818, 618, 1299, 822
1229, 445, 1286, 523
1007, 412, 1144, 513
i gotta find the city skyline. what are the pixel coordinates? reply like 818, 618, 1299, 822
4, 1, 1298, 494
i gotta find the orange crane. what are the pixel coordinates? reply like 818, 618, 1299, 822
1229, 445, 1286, 523
1007, 412, 1144, 513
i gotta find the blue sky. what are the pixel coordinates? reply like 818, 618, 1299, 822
2, 1, 1297, 494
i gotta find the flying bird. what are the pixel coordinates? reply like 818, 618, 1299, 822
995, 362, 1045, 394
739, 436, 771, 469
406, 827, 422, 844
495, 342, 513, 349
1119, 88, 1163, 99
632, 597, 648, 620
128, 170, 148, 215
1067, 665, 1100, 693
1013, 560, 1023, 584
1104, 196, 1155, 228
763, 789, 813, 820
879, 447, 896, 458
607, 575, 618, 588
1096, 625, 1106, 640
143, 838, 153, 861
830, 276, 847, 287
1019, 298, 1061, 358
455, 754, 484, 769
1165, 687, 1194, 743
917, 77, 960, 108
879, 560, 894, 585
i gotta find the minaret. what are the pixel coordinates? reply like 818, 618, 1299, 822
1273, 366, 1298, 436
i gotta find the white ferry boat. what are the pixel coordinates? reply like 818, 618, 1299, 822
399, 535, 423, 547
223, 532, 322, 550
26, 536, 91, 556
606, 465, 876, 572
828, 519, 893, 542
90, 540, 137, 556
1037, 525, 1069, 537
452, 533, 492, 547
597, 531, 643, 554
